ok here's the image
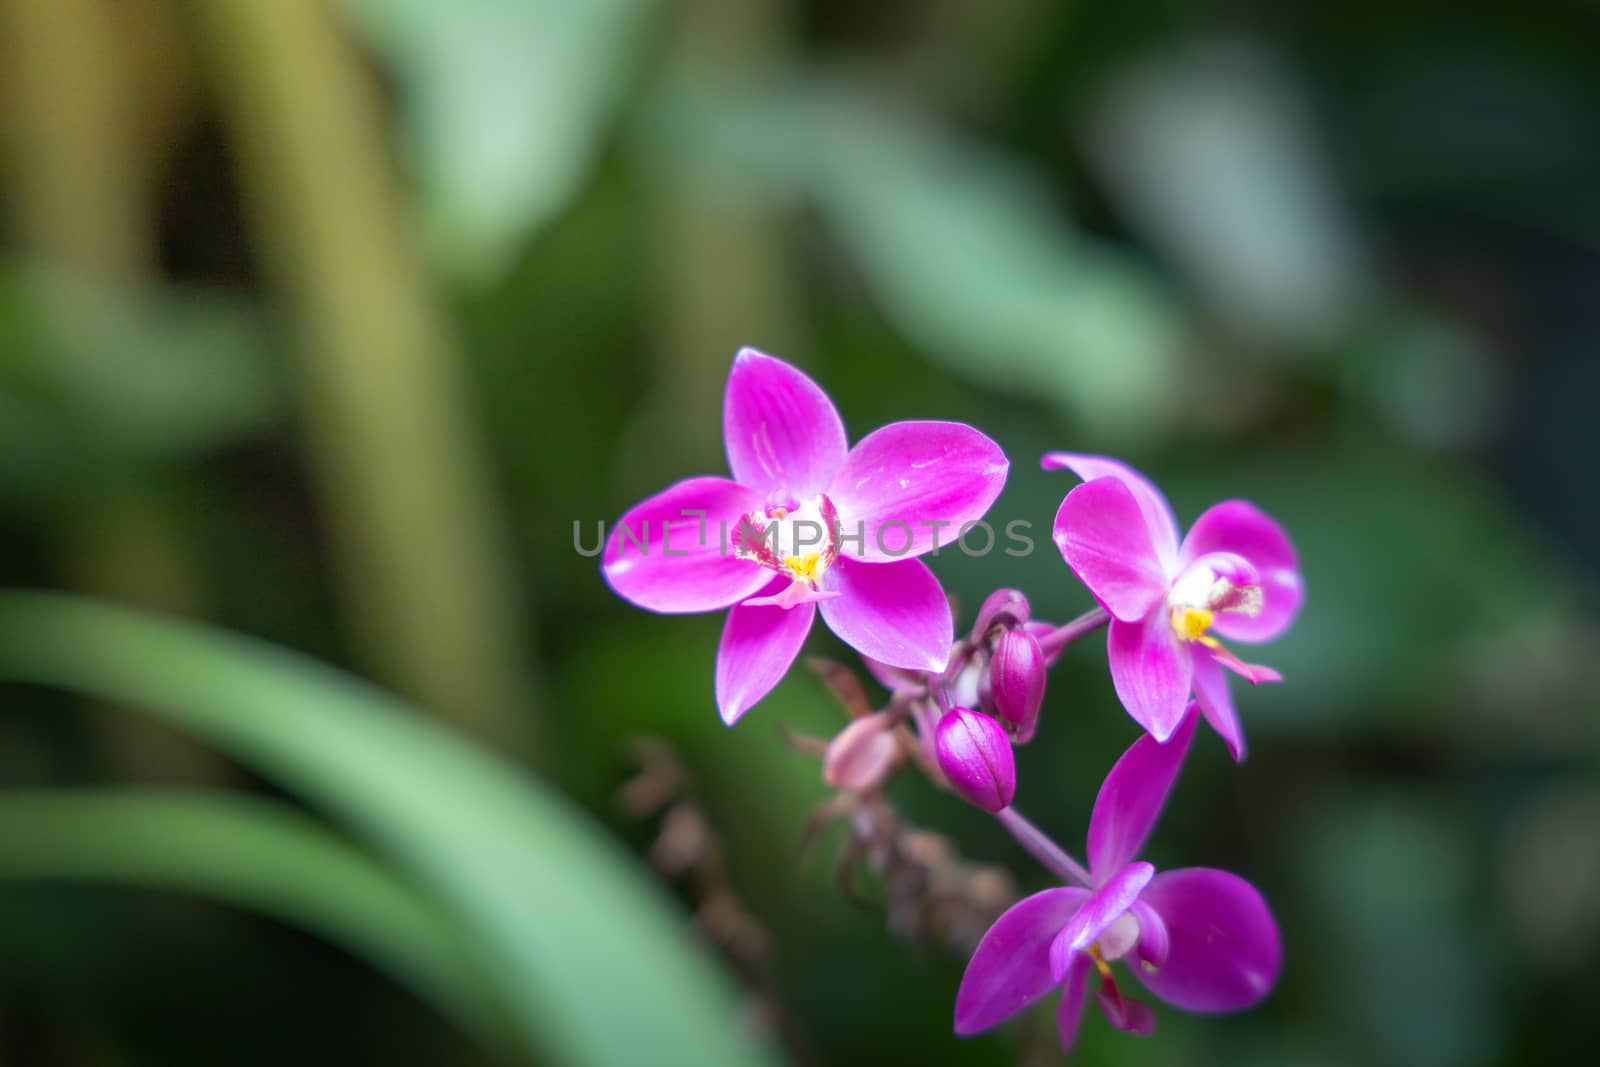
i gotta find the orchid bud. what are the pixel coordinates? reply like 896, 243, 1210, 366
971, 588, 1031, 641
988, 628, 1046, 742
935, 708, 1015, 813
823, 712, 897, 791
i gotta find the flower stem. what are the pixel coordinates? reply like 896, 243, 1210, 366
193, 0, 536, 755
1037, 607, 1111, 660
995, 807, 1094, 887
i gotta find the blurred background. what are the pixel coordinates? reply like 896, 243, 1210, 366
1, 0, 1597, 1064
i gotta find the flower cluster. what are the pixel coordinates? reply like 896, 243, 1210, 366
603, 348, 1303, 1056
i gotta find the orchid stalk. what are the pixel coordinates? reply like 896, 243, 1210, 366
601, 346, 1303, 1057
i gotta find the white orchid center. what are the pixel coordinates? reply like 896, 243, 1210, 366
1095, 910, 1143, 963
736, 493, 841, 587
1166, 560, 1263, 643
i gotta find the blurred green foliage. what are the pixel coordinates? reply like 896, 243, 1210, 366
0, 592, 777, 1067
2, 1, 1597, 1065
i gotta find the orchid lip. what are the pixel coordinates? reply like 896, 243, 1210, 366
735, 492, 842, 586
1165, 558, 1264, 646
1163, 563, 1284, 684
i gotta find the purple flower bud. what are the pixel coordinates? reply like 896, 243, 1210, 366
823, 712, 898, 790
971, 588, 1031, 641
935, 708, 1015, 813
988, 628, 1046, 742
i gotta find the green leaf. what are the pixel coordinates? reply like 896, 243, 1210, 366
336, 0, 656, 281
0, 591, 785, 1067
0, 789, 507, 1046
640, 78, 1184, 437
0, 266, 282, 497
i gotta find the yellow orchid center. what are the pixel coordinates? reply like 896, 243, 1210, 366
784, 552, 823, 585
734, 493, 842, 591
1170, 605, 1215, 642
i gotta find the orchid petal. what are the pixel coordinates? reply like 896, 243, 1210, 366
715, 584, 816, 724
1042, 452, 1180, 572
1048, 863, 1156, 981
1107, 614, 1194, 742
602, 477, 770, 613
971, 588, 1031, 640
1052, 479, 1172, 622
954, 887, 1089, 1035
1055, 956, 1094, 1055
862, 656, 928, 693
1087, 710, 1198, 878
1180, 500, 1303, 643
723, 348, 848, 496
1130, 898, 1171, 972
739, 580, 842, 609
818, 557, 952, 673
1095, 980, 1156, 1035
1192, 654, 1247, 762
827, 421, 1008, 561
1134, 868, 1283, 1013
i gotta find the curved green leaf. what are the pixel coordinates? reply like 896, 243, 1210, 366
0, 591, 784, 1067
336, 0, 656, 281
0, 789, 506, 1046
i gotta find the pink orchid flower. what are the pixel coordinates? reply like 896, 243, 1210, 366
954, 711, 1282, 1055
603, 348, 1008, 724
1045, 453, 1303, 759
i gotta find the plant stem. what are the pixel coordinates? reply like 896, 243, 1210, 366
646, 0, 804, 477
994, 807, 1094, 888
0, 0, 151, 283
2, 0, 228, 783
191, 0, 535, 755
1037, 606, 1111, 660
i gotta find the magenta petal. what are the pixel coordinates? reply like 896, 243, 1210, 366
827, 421, 1008, 561
862, 656, 928, 693
1042, 452, 1180, 572
723, 348, 848, 496
603, 477, 770, 613
1180, 500, 1303, 644
1048, 863, 1156, 980
1130, 898, 1171, 971
715, 585, 816, 724
1055, 956, 1094, 1055
818, 557, 952, 673
739, 580, 841, 609
955, 887, 1089, 1035
1192, 654, 1246, 762
1087, 711, 1198, 879
1052, 479, 1172, 622
1135, 868, 1283, 1013
971, 588, 1031, 640
1107, 614, 1195, 742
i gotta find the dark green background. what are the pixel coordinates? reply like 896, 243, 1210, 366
2, 1, 1596, 1065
